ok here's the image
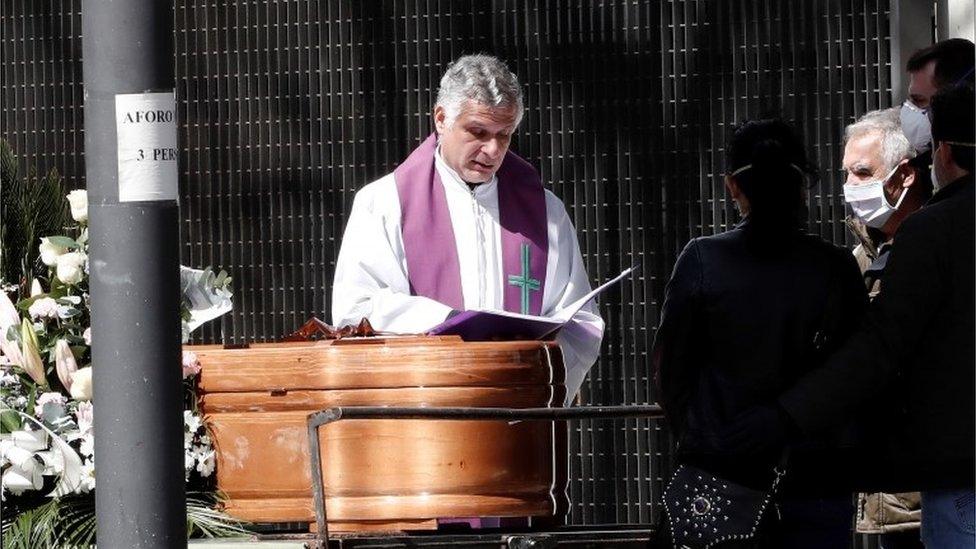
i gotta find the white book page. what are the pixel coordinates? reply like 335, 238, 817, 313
550, 265, 638, 322
474, 264, 637, 323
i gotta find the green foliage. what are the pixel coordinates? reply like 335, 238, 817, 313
0, 492, 248, 548
57, 496, 97, 548
186, 492, 250, 539
0, 140, 71, 299
1, 497, 60, 549
0, 495, 94, 549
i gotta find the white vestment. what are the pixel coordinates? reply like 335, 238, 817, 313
332, 148, 605, 404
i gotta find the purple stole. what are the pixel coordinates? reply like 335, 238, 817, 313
394, 133, 548, 315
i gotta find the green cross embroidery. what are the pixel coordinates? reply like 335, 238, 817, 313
507, 243, 541, 314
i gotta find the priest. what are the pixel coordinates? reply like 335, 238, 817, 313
331, 54, 604, 404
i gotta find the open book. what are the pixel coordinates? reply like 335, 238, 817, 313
427, 265, 638, 341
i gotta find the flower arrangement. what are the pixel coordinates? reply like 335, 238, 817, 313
0, 185, 241, 546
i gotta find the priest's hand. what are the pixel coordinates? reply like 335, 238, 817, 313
719, 404, 796, 456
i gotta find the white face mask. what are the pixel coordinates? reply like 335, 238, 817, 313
900, 100, 931, 154
843, 165, 907, 229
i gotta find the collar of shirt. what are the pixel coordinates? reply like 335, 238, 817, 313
434, 144, 498, 199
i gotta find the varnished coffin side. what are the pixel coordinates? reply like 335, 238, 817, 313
196, 339, 570, 529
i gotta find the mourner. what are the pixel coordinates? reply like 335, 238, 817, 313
843, 110, 929, 546
900, 37, 975, 189
843, 108, 929, 295
901, 38, 975, 156
653, 119, 868, 547
843, 40, 974, 548
331, 54, 604, 402
731, 85, 976, 547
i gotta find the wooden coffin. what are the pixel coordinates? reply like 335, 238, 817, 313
193, 336, 569, 531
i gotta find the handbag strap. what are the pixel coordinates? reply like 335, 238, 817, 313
770, 448, 790, 491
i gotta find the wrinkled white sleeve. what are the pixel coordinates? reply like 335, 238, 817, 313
542, 191, 605, 405
331, 176, 453, 333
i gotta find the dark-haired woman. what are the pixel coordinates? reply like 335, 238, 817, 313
653, 119, 868, 547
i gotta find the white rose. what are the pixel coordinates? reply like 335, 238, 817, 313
56, 252, 87, 286
69, 367, 93, 401
66, 190, 88, 223
38, 238, 67, 267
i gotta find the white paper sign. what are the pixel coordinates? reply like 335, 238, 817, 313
115, 92, 178, 202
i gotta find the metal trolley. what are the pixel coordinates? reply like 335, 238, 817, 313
305, 405, 665, 548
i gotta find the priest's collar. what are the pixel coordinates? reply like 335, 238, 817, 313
434, 144, 498, 197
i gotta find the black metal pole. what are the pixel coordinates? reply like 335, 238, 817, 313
83, 0, 185, 546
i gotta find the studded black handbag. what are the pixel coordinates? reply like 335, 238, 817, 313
662, 462, 786, 548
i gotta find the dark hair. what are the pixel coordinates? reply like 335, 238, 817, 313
726, 119, 817, 230
930, 85, 975, 173
906, 38, 975, 89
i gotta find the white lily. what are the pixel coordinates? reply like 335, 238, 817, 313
77, 459, 95, 493
0, 430, 48, 496
53, 339, 78, 391
0, 291, 18, 330
1, 458, 43, 495
20, 320, 47, 386
0, 291, 21, 366
0, 429, 48, 453
36, 446, 66, 476
3, 413, 84, 497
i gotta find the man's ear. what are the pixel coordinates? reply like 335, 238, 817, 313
433, 105, 447, 135
896, 159, 916, 189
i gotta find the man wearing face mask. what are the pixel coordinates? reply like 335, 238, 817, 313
842, 109, 928, 548
900, 38, 975, 171
843, 108, 930, 300
727, 85, 975, 548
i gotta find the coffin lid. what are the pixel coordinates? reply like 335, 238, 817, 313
191, 336, 565, 393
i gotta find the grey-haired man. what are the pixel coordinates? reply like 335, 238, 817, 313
842, 108, 930, 297
841, 108, 929, 548
331, 54, 603, 404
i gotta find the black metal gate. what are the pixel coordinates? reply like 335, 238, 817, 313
0, 0, 893, 527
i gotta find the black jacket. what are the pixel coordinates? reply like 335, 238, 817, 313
653, 220, 867, 492
780, 175, 976, 492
